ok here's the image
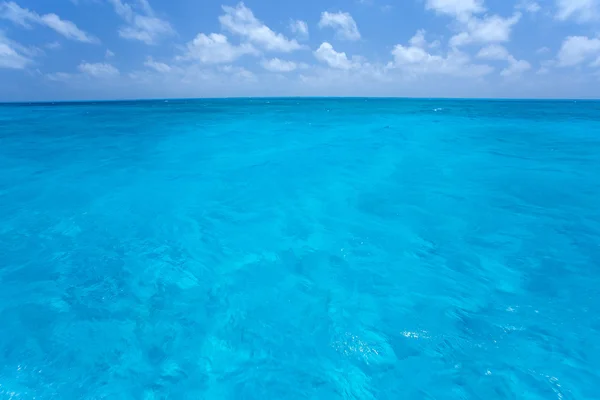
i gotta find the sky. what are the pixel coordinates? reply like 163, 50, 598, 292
1, 0, 600, 100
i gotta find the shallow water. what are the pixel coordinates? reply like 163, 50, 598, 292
1, 98, 599, 399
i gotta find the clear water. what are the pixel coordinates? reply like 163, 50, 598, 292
1, 99, 599, 399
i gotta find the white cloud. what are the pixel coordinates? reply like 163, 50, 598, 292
219, 65, 256, 81
557, 36, 600, 67
78, 62, 119, 78
517, 0, 541, 13
296, 59, 391, 96
555, 0, 599, 23
425, 0, 485, 19
41, 13, 97, 43
289, 19, 308, 38
450, 13, 521, 47
449, 32, 471, 47
409, 30, 428, 48
108, 0, 174, 45
0, 1, 98, 43
0, 33, 32, 69
392, 45, 437, 65
219, 3, 302, 52
318, 11, 361, 41
501, 59, 531, 77
476, 44, 531, 77
389, 34, 493, 78
125, 64, 266, 97
179, 33, 258, 64
424, 0, 521, 48
477, 44, 511, 60
261, 58, 300, 72
144, 57, 171, 72
44, 62, 125, 88
119, 16, 173, 45
314, 42, 355, 70
408, 29, 439, 49
0, 1, 34, 27
105, 49, 115, 58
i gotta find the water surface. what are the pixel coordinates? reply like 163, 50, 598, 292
1, 99, 599, 399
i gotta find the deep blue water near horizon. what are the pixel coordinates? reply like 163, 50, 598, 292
1, 98, 599, 399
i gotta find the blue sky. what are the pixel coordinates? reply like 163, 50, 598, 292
1, 0, 600, 100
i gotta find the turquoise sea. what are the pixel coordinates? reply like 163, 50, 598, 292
1, 98, 599, 399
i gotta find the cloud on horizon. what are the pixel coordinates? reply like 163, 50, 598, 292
1, 0, 600, 100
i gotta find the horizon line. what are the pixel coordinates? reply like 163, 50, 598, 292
1, 95, 600, 105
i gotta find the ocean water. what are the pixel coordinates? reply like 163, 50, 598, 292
0, 98, 599, 399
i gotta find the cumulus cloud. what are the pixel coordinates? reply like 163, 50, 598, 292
476, 44, 531, 77
179, 33, 258, 64
467, 13, 522, 42
389, 31, 493, 78
0, 1, 98, 43
314, 42, 355, 70
409, 29, 428, 48
424, 0, 521, 47
318, 11, 361, 41
261, 58, 302, 72
408, 29, 440, 49
78, 62, 119, 78
392, 45, 438, 65
178, 3, 302, 65
5, 0, 596, 99
219, 3, 302, 52
449, 13, 522, 47
555, 0, 599, 23
557, 36, 600, 67
108, 0, 174, 45
289, 19, 309, 38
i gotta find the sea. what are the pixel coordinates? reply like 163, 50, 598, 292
0, 98, 599, 399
